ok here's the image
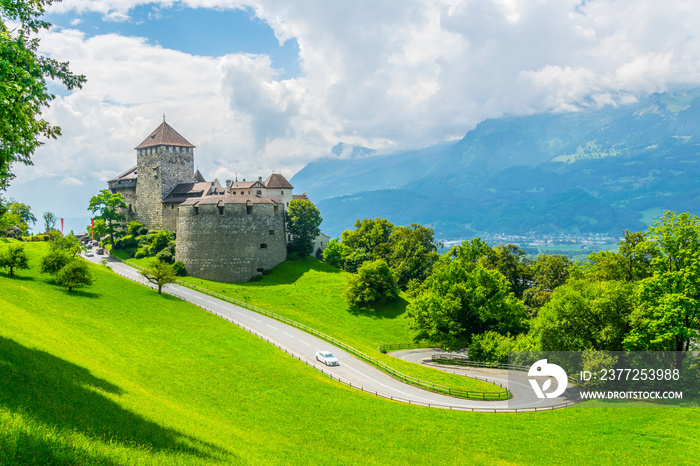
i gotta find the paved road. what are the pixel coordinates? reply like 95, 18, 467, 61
83, 252, 577, 411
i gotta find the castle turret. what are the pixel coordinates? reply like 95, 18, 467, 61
135, 120, 195, 230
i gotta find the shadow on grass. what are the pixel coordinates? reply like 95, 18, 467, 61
0, 336, 234, 463
0, 272, 34, 281
347, 296, 409, 319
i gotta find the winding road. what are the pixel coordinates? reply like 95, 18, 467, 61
85, 252, 578, 412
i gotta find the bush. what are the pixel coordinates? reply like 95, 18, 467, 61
137, 226, 149, 236
127, 221, 144, 237
29, 234, 49, 242
156, 249, 174, 264
134, 249, 147, 259
173, 260, 186, 276
151, 231, 172, 254
343, 259, 399, 308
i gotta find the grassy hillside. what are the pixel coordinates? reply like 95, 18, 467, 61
1, 240, 698, 465
122, 254, 499, 393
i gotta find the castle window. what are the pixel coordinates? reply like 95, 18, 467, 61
274, 205, 279, 214
194, 206, 199, 215
269, 229, 275, 235
128, 204, 132, 213
246, 205, 253, 215
260, 243, 267, 249
281, 190, 284, 195
218, 205, 224, 215
171, 204, 174, 209
257, 268, 265, 273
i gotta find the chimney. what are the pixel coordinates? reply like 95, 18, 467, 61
258, 176, 263, 181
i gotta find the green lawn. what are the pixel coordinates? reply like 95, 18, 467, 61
1, 240, 697, 465
126, 254, 502, 394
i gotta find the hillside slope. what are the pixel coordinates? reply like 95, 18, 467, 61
293, 88, 700, 239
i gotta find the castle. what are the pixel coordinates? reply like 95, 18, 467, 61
108, 120, 326, 282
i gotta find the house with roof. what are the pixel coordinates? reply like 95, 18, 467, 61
108, 120, 320, 282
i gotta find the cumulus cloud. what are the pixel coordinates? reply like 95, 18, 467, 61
10, 0, 700, 222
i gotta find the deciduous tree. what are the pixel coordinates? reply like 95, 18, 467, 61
139, 259, 177, 294
88, 190, 127, 247
54, 260, 93, 292
0, 0, 86, 188
0, 244, 29, 276
286, 199, 322, 257
343, 259, 399, 308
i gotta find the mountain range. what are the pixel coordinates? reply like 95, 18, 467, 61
291, 88, 700, 240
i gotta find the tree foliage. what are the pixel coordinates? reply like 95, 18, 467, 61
0, 0, 86, 188
406, 243, 527, 350
88, 189, 127, 246
343, 259, 399, 308
42, 211, 57, 233
286, 199, 322, 257
0, 243, 29, 276
139, 259, 177, 294
624, 212, 700, 359
54, 260, 93, 292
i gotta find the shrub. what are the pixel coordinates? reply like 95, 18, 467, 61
343, 259, 398, 308
173, 261, 187, 277
127, 221, 144, 237
156, 249, 174, 264
137, 226, 149, 236
134, 249, 147, 259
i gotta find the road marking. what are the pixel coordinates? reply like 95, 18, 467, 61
267, 324, 278, 330
298, 340, 311, 346
282, 332, 296, 338
207, 300, 218, 305
250, 318, 262, 323
235, 311, 245, 316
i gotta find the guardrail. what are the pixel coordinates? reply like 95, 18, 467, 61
431, 354, 580, 386
111, 255, 510, 401
379, 343, 437, 352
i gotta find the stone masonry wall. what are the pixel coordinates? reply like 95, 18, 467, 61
176, 202, 287, 282
136, 147, 193, 230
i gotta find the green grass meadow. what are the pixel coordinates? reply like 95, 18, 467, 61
0, 240, 698, 465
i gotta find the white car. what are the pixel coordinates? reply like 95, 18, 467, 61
315, 351, 339, 366
85, 250, 94, 257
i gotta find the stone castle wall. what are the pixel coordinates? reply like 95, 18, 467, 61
136, 148, 193, 230
176, 202, 287, 282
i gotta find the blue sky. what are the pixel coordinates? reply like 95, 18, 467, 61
6, 0, 700, 234
44, 5, 302, 79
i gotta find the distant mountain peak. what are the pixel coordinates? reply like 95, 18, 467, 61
331, 142, 375, 159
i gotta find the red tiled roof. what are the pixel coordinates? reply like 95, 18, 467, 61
135, 122, 195, 149
263, 173, 293, 189
180, 193, 280, 206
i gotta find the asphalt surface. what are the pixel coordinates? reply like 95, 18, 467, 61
83, 251, 577, 412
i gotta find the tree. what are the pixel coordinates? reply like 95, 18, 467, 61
40, 248, 72, 275
0, 244, 30, 276
387, 223, 441, 289
343, 259, 399, 308
286, 199, 322, 257
139, 259, 177, 294
406, 243, 527, 350
341, 218, 395, 266
42, 211, 57, 233
584, 231, 651, 282
522, 253, 572, 313
54, 260, 93, 292
5, 202, 35, 235
88, 190, 127, 247
624, 212, 700, 367
0, 0, 86, 188
530, 279, 634, 351
479, 244, 532, 299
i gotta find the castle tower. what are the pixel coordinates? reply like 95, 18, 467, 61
135, 120, 195, 230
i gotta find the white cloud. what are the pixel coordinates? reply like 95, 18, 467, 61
10, 0, 700, 224
60, 177, 84, 186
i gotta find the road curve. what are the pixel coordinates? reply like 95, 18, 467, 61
84, 253, 576, 412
